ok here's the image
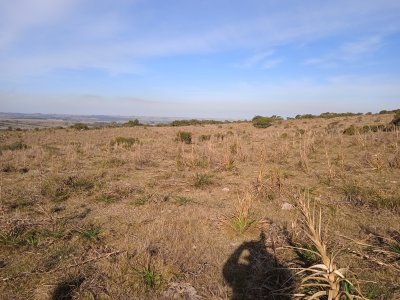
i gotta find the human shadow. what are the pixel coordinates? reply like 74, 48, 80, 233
223, 232, 294, 300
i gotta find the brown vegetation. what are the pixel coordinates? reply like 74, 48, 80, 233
0, 113, 399, 299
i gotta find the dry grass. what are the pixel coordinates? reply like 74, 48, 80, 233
0, 113, 399, 299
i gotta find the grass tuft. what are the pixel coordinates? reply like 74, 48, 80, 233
111, 136, 140, 148
193, 173, 213, 188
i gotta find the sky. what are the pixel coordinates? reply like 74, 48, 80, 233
0, 0, 400, 119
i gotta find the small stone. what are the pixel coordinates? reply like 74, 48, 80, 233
0, 260, 7, 268
222, 187, 230, 192
162, 282, 201, 299
281, 202, 294, 210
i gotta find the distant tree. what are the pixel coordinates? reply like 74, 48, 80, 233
124, 119, 141, 127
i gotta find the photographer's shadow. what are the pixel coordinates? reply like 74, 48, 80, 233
223, 232, 294, 300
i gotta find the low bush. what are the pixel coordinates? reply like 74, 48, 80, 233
343, 124, 395, 135
111, 136, 139, 148
391, 111, 400, 126
252, 116, 273, 128
199, 134, 211, 142
0, 141, 28, 151
176, 131, 192, 144
70, 123, 89, 130
123, 119, 141, 127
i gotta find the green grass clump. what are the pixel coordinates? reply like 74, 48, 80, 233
193, 173, 213, 188
96, 193, 116, 203
230, 216, 254, 234
340, 183, 364, 204
76, 224, 100, 240
41, 175, 95, 202
176, 196, 191, 206
24, 231, 39, 247
0, 226, 39, 247
139, 266, 162, 289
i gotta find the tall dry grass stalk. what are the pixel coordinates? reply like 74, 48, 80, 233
295, 193, 365, 300
324, 143, 335, 180
235, 191, 253, 221
219, 191, 255, 234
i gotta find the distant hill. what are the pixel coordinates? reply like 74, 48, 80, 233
0, 112, 236, 129
0, 112, 184, 124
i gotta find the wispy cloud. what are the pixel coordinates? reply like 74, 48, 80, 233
234, 50, 283, 69
0, 0, 399, 118
1, 1, 399, 78
262, 59, 283, 69
2, 74, 399, 117
0, 0, 78, 50
304, 36, 383, 67
238, 50, 274, 67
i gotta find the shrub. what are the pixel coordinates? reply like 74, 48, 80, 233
199, 134, 211, 142
123, 119, 141, 127
111, 136, 139, 148
171, 119, 223, 126
252, 116, 273, 128
343, 124, 395, 135
70, 123, 89, 130
176, 131, 192, 144
343, 125, 358, 135
0, 141, 28, 151
391, 111, 400, 126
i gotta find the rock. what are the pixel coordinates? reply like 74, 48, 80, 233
222, 187, 230, 192
162, 282, 201, 300
281, 202, 294, 210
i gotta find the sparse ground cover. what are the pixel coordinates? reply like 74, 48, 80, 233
1, 113, 400, 299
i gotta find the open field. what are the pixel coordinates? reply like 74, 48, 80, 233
1, 113, 400, 299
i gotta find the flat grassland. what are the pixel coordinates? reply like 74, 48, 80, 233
1, 113, 399, 299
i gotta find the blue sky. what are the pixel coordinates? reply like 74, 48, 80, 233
0, 0, 399, 118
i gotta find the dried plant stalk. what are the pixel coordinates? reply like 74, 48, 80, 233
295, 194, 365, 300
